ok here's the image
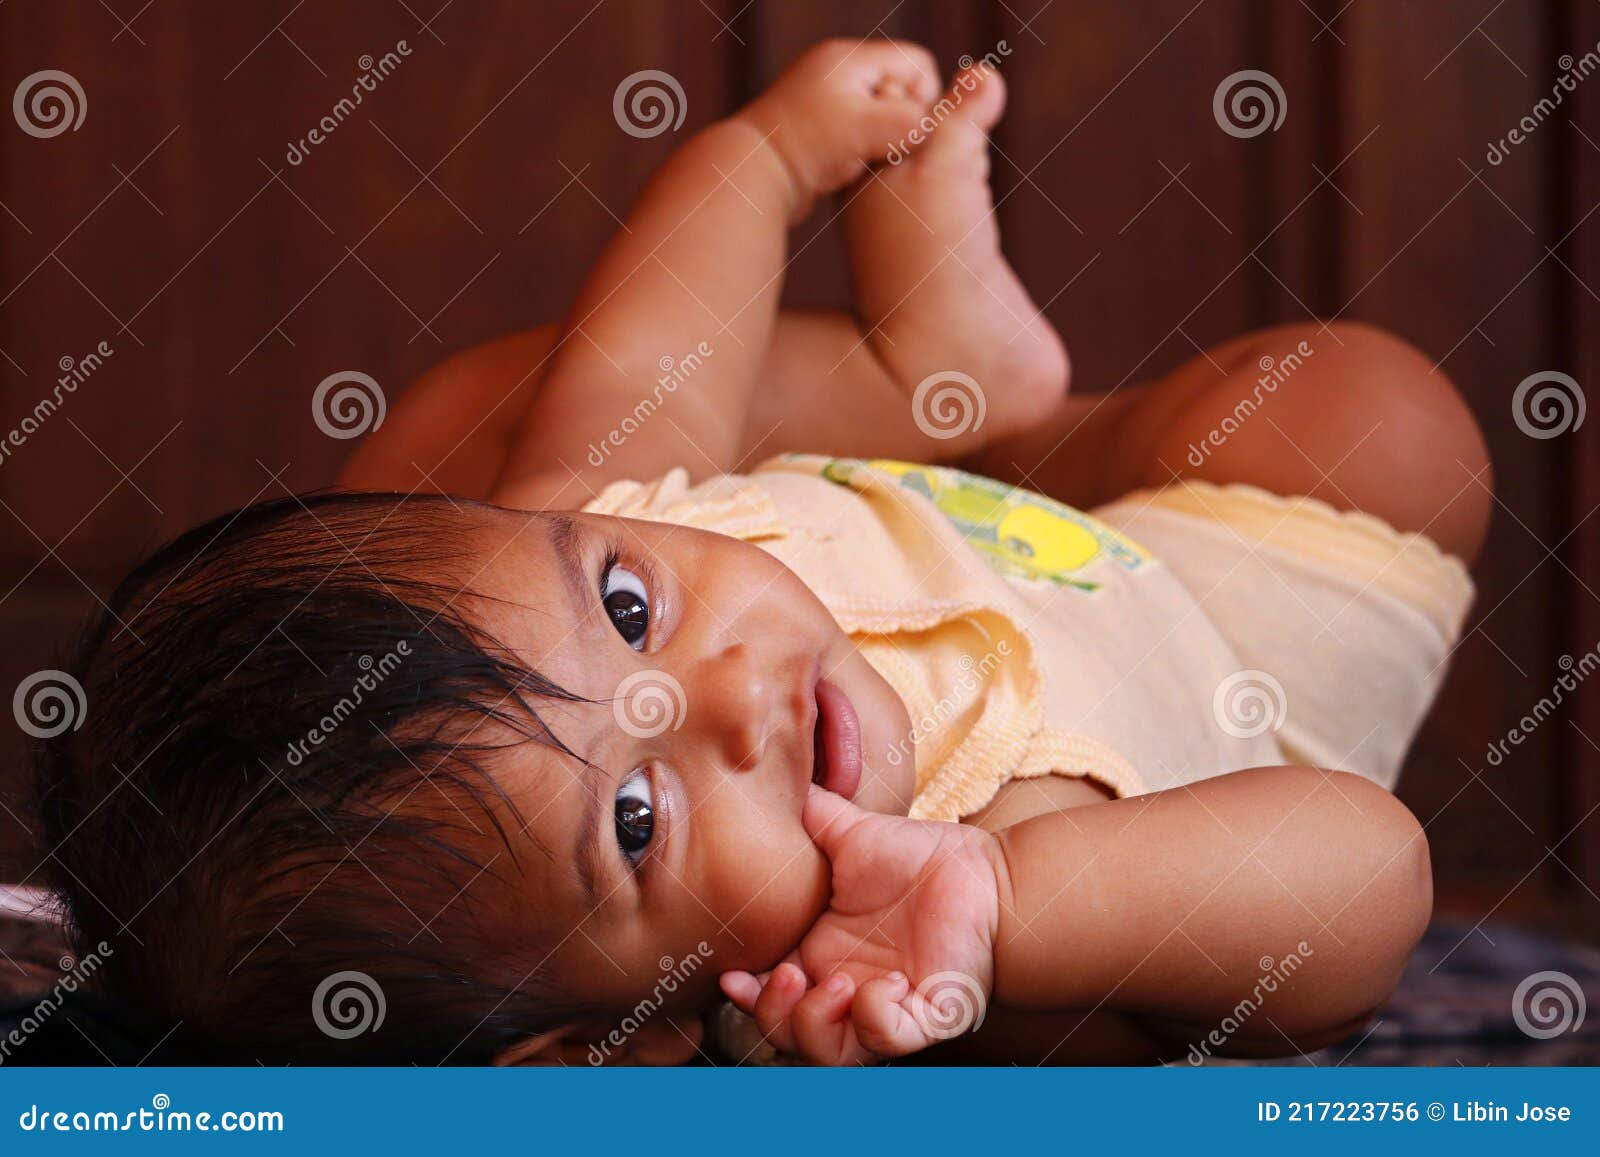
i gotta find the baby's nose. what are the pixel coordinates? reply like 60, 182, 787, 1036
689, 642, 776, 772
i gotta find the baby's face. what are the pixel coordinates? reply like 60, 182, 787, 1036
461, 507, 913, 1014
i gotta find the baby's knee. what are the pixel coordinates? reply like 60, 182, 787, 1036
1157, 320, 1493, 562
1321, 766, 1434, 957
1305, 321, 1492, 558
1258, 322, 1485, 466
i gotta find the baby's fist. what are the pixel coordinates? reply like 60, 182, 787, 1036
720, 784, 1003, 1064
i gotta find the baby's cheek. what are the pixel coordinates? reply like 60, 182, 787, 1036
708, 833, 829, 972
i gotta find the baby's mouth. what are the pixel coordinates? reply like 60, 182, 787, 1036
810, 678, 863, 801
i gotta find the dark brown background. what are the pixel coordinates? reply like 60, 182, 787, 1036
1, 1, 1596, 944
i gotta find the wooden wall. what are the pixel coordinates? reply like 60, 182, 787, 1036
2, 1, 1596, 938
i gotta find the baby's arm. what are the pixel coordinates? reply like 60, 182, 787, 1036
357, 47, 1078, 506
986, 766, 1430, 1052
490, 43, 941, 512
723, 765, 1430, 1064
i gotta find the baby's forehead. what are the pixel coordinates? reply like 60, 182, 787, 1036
459, 513, 603, 652
478, 699, 613, 840
466, 733, 628, 933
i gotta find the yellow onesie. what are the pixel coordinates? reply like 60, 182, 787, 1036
582, 454, 1473, 818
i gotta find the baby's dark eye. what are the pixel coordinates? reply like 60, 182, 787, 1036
601, 563, 650, 649
614, 769, 654, 864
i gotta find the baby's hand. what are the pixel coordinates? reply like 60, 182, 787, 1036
740, 40, 940, 216
720, 785, 1005, 1065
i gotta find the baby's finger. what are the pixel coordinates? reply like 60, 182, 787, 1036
719, 971, 763, 1014
722, 947, 802, 1014
791, 973, 858, 1065
852, 973, 923, 1058
751, 961, 807, 1056
802, 783, 875, 856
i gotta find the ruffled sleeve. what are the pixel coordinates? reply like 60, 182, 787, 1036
581, 468, 788, 542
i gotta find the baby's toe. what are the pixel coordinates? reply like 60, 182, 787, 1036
950, 62, 1007, 132
912, 64, 1007, 163
857, 40, 940, 105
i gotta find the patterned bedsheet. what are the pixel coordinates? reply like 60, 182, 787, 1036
3, 895, 1595, 1065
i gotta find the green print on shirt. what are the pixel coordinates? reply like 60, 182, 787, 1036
810, 456, 1147, 591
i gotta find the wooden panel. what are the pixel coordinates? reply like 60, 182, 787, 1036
999, 0, 1265, 394
1565, 0, 1600, 897
1262, 0, 1340, 317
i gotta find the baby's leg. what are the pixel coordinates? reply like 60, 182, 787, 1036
744, 309, 1065, 461
843, 64, 1069, 442
366, 56, 1071, 501
744, 65, 1073, 458
967, 322, 1492, 562
491, 41, 943, 510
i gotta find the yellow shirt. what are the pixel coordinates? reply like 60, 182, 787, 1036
582, 455, 1286, 820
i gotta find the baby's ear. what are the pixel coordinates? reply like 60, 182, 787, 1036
494, 1016, 704, 1067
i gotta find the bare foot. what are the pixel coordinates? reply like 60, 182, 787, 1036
740, 40, 942, 220
845, 64, 1070, 443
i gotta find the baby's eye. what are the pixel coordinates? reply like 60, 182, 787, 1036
601, 563, 650, 650
614, 768, 654, 864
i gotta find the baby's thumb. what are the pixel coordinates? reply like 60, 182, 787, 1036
802, 782, 874, 855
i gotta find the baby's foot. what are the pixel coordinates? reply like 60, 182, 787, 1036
741, 40, 941, 219
845, 63, 1069, 444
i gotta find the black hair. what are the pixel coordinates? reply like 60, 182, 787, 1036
19, 490, 603, 1064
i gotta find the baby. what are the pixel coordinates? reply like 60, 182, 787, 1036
34, 40, 1491, 1066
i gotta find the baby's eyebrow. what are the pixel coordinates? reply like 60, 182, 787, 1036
546, 513, 588, 619
539, 516, 629, 911
571, 755, 604, 911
